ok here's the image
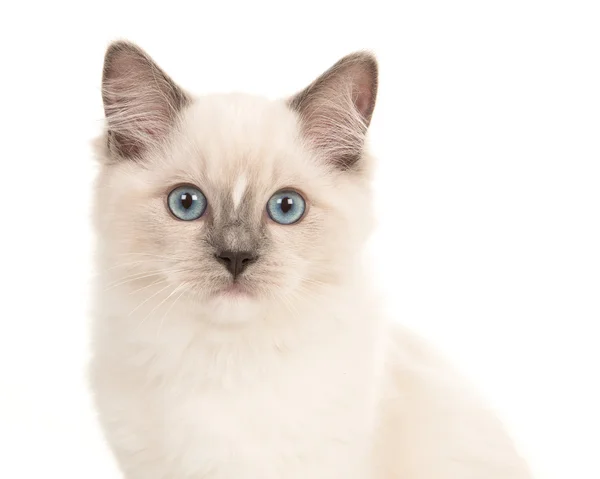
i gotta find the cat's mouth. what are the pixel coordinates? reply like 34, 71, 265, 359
216, 281, 253, 298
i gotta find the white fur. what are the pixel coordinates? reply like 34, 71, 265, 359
90, 44, 532, 479
232, 175, 247, 210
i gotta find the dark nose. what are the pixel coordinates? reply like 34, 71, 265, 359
215, 251, 257, 278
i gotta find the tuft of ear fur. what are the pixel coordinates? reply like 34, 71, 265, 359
102, 41, 190, 159
289, 52, 378, 170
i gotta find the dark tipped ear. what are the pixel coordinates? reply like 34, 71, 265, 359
102, 41, 190, 159
289, 52, 378, 170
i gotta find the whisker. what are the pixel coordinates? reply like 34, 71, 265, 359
103, 267, 194, 290
135, 283, 182, 330
106, 260, 161, 271
128, 283, 173, 317
104, 271, 166, 290
129, 278, 167, 295
156, 283, 188, 339
112, 252, 191, 261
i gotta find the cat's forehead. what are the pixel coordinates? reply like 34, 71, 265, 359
164, 93, 324, 195
182, 94, 300, 164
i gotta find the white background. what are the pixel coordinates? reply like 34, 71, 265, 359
0, 1, 598, 478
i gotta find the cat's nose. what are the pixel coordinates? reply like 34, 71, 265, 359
215, 251, 258, 278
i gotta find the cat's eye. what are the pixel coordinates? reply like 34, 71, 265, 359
167, 185, 207, 221
266, 190, 306, 225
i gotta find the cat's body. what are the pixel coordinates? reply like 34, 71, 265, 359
90, 42, 531, 478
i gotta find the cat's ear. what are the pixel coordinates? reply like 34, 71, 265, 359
101, 41, 190, 159
289, 52, 378, 170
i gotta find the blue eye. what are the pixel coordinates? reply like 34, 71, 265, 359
167, 185, 207, 221
267, 190, 306, 225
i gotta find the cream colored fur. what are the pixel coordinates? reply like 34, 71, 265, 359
90, 42, 532, 479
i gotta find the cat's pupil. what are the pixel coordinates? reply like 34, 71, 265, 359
280, 197, 293, 214
181, 193, 193, 209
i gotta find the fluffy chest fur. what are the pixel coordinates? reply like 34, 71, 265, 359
91, 287, 381, 479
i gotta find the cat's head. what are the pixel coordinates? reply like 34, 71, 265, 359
95, 41, 378, 322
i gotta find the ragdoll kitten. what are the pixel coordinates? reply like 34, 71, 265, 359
90, 41, 532, 479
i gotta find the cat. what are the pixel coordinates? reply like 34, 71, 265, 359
89, 41, 532, 479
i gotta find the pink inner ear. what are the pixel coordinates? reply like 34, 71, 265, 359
355, 83, 373, 119
351, 67, 376, 122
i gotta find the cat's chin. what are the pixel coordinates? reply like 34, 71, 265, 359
203, 290, 266, 325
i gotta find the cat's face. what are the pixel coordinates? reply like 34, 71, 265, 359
95, 42, 378, 320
